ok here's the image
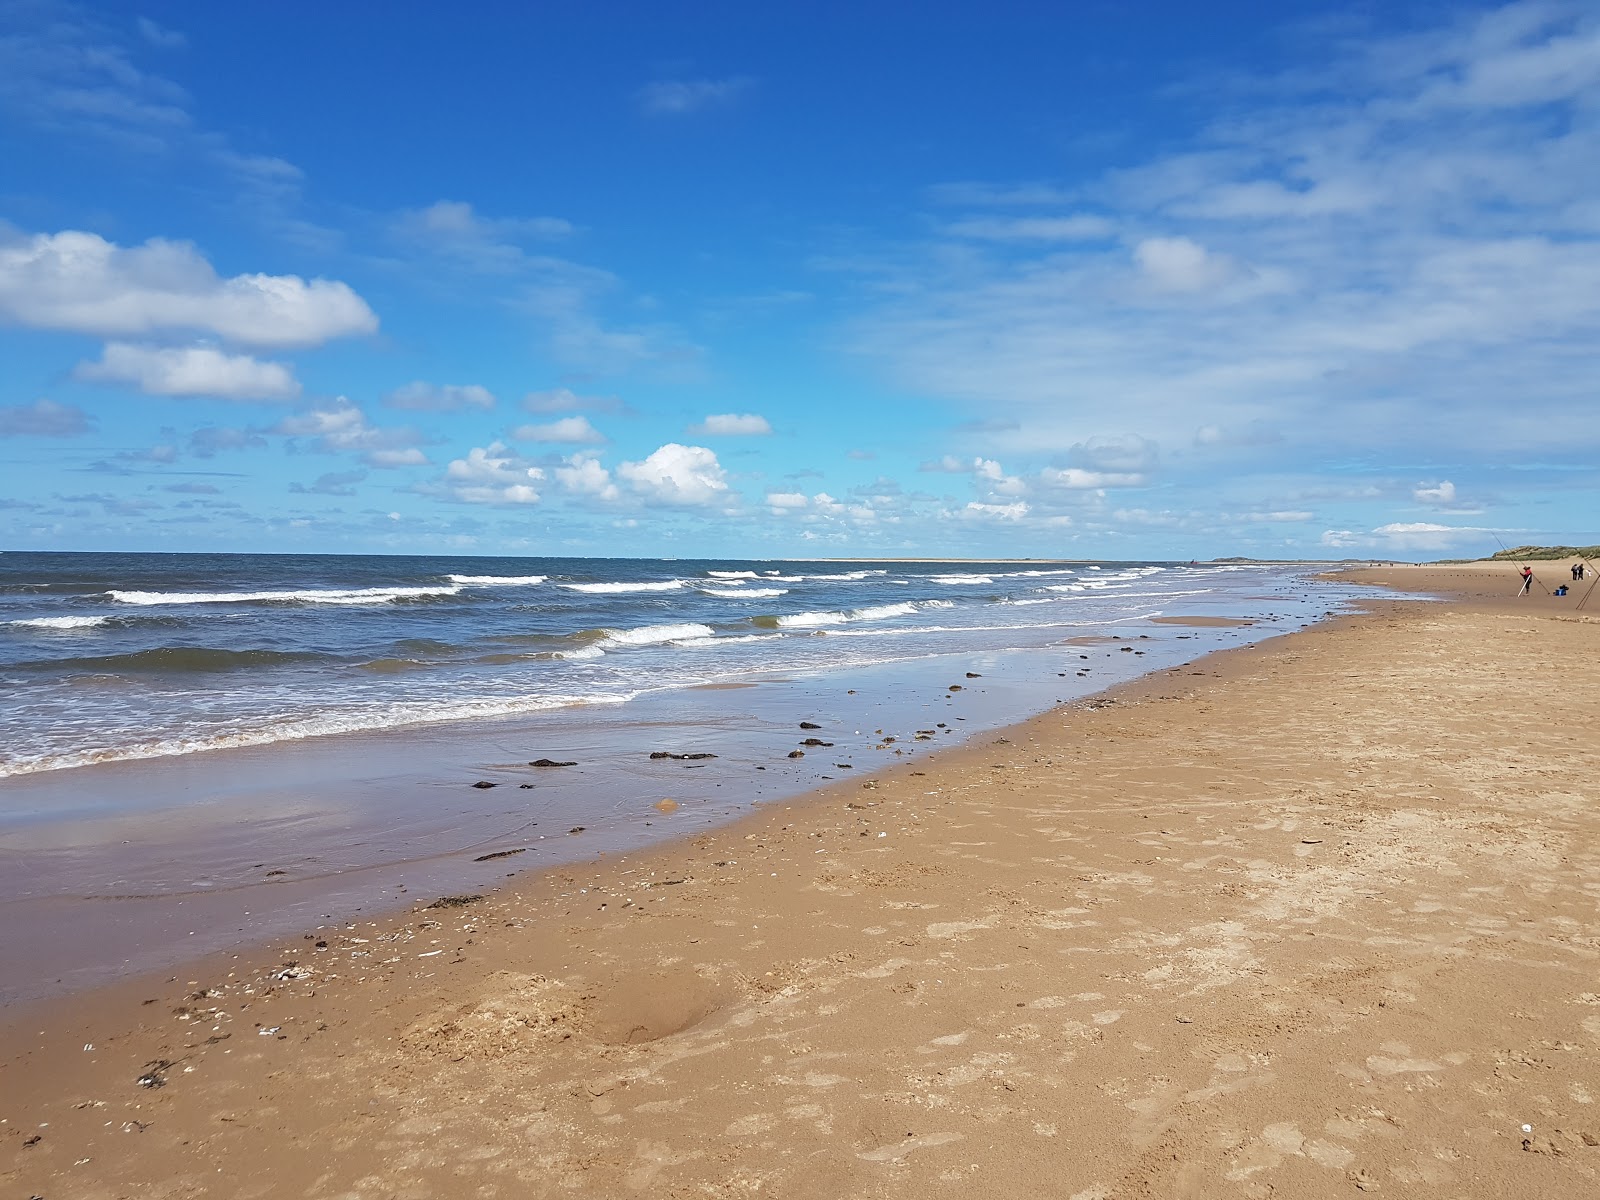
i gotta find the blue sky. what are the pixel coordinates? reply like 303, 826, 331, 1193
2, 0, 1598, 560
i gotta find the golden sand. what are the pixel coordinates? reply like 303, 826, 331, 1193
5, 564, 1599, 1198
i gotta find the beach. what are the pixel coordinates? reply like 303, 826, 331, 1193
5, 561, 1600, 1197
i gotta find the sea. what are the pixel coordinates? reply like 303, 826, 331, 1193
2, 551, 1347, 779
0, 552, 1399, 1001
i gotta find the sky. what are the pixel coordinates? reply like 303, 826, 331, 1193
2, 0, 1598, 561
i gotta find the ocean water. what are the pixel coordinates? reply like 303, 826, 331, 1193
3, 552, 1313, 778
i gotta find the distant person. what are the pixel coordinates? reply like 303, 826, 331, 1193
1574, 564, 1582, 582
1555, 584, 1569, 596
1519, 565, 1534, 595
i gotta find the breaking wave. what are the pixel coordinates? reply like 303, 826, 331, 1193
559, 580, 685, 594
107, 585, 462, 606
448, 574, 547, 586
7, 615, 110, 630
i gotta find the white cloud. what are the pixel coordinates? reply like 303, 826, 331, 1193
852, 2, 1600, 484
74, 343, 301, 400
136, 17, 187, 49
383, 382, 495, 411
554, 451, 620, 501
511, 415, 607, 444
1133, 236, 1239, 292
394, 201, 573, 273
276, 400, 428, 468
691, 412, 772, 436
366, 448, 427, 468
522, 387, 623, 414
928, 183, 1079, 207
616, 443, 730, 506
639, 77, 752, 116
1243, 510, 1315, 523
1039, 467, 1146, 489
0, 399, 93, 437
0, 230, 377, 348
919, 455, 971, 473
1323, 520, 1495, 553
959, 501, 1030, 521
973, 457, 1027, 497
1413, 480, 1457, 504
945, 215, 1115, 241
765, 491, 808, 509
444, 442, 545, 505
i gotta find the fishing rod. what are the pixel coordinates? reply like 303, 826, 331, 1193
1493, 533, 1550, 596
1576, 552, 1600, 612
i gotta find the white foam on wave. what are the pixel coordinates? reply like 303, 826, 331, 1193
776, 609, 848, 628
107, 585, 462, 606
702, 587, 788, 598
0, 690, 638, 779
825, 611, 1164, 638
801, 570, 887, 581
448, 574, 547, 586
6, 615, 111, 630
560, 580, 684, 594
598, 622, 715, 648
777, 600, 919, 628
929, 574, 994, 585
706, 570, 759, 579
673, 632, 780, 648
552, 645, 606, 660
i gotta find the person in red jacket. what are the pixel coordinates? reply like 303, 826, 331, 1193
1519, 565, 1534, 595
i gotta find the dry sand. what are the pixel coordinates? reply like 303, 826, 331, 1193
5, 562, 1600, 1198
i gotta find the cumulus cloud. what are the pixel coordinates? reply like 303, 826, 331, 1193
0, 399, 92, 437
690, 412, 772, 436
639, 77, 752, 116
442, 443, 545, 505
74, 343, 301, 400
1413, 480, 1457, 504
383, 382, 495, 412
553, 451, 620, 501
616, 443, 730, 506
511, 415, 607, 444
0, 230, 377, 348
765, 491, 808, 509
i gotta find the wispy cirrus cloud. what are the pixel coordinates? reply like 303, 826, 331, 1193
382, 381, 496, 412
0, 398, 93, 437
858, 1, 1600, 480
638, 77, 752, 116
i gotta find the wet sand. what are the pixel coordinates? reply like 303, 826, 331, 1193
6, 563, 1600, 1197
1, 574, 1345, 1006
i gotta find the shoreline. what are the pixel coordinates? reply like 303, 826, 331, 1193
7, 564, 1599, 1196
0, 568, 1368, 1005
